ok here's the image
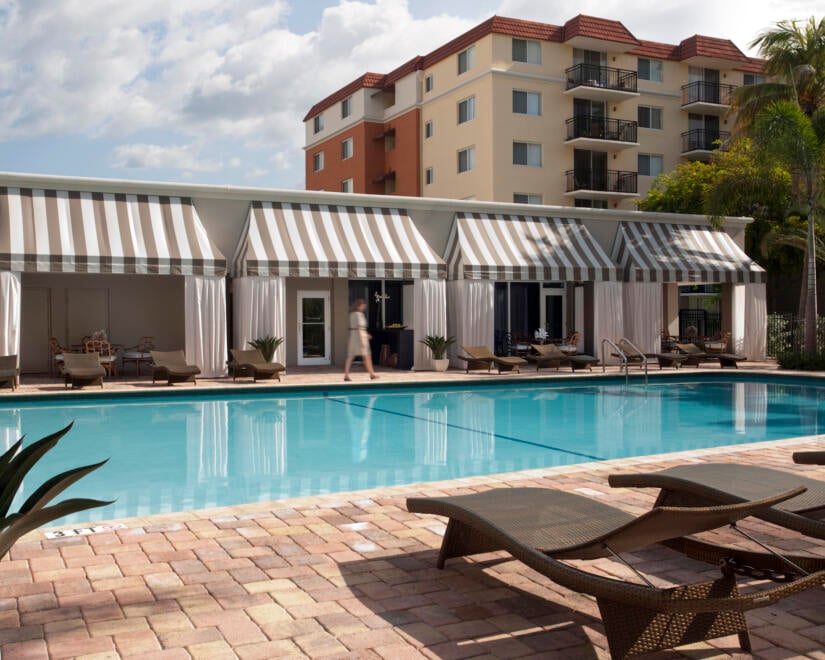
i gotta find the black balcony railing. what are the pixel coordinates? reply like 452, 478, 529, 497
681, 81, 736, 106
565, 63, 638, 93
565, 169, 638, 194
681, 129, 731, 152
566, 115, 638, 143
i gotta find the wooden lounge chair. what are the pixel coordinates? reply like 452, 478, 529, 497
150, 350, 200, 386
0, 355, 19, 391
407, 486, 825, 659
457, 346, 526, 374
617, 339, 687, 369
229, 348, 286, 382
526, 343, 566, 371
62, 352, 106, 389
675, 342, 746, 368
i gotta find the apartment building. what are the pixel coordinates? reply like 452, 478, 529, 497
303, 15, 763, 208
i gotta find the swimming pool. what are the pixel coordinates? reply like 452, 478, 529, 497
8, 376, 825, 524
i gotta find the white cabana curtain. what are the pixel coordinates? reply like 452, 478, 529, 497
742, 282, 767, 360
622, 282, 662, 353
593, 281, 624, 363
185, 275, 227, 377
186, 401, 229, 483
412, 278, 447, 370
233, 276, 286, 364
0, 272, 21, 359
446, 280, 494, 368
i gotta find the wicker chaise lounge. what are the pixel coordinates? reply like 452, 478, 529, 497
407, 487, 825, 659
0, 355, 19, 391
150, 350, 201, 386
228, 348, 286, 382
457, 346, 526, 374
675, 342, 747, 368
526, 343, 599, 372
62, 352, 106, 389
617, 339, 687, 369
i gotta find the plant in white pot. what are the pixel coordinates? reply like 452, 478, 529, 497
419, 335, 455, 372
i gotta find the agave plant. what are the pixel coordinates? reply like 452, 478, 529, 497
0, 423, 111, 559
248, 336, 284, 363
419, 334, 456, 360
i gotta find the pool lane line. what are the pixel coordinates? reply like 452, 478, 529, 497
326, 397, 606, 462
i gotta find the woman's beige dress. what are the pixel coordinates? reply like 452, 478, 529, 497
347, 311, 369, 357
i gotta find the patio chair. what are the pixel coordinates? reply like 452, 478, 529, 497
62, 352, 106, 389
49, 337, 73, 377
84, 339, 117, 378
0, 355, 19, 391
407, 486, 825, 659
457, 346, 526, 374
228, 348, 286, 382
704, 331, 731, 354
150, 350, 201, 386
526, 343, 566, 372
675, 342, 746, 369
121, 336, 155, 376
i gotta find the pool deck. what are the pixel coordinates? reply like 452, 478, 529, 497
3, 362, 825, 658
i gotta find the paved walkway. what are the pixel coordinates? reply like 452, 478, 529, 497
3, 363, 825, 659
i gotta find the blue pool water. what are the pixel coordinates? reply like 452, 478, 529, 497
7, 378, 825, 524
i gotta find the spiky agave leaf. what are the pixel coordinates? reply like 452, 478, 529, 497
15, 459, 109, 518
0, 438, 23, 473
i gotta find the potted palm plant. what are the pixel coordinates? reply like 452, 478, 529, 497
248, 336, 284, 363
419, 334, 455, 372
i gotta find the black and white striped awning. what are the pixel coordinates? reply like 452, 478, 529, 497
232, 202, 445, 279
612, 222, 766, 283
0, 187, 226, 276
444, 212, 621, 281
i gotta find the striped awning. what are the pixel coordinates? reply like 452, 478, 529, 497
612, 222, 766, 283
444, 212, 621, 281
0, 187, 226, 276
233, 202, 446, 279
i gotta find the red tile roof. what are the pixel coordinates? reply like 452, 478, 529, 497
629, 40, 681, 60
562, 15, 639, 46
737, 56, 766, 74
303, 73, 385, 122
679, 35, 747, 63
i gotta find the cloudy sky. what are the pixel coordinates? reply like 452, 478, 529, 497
0, 0, 821, 190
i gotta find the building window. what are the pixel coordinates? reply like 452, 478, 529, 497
312, 152, 324, 172
313, 114, 323, 133
424, 120, 433, 138
424, 74, 433, 92
457, 46, 475, 75
512, 38, 541, 64
514, 193, 542, 204
638, 105, 663, 129
637, 58, 663, 82
513, 141, 541, 167
341, 137, 353, 160
341, 178, 353, 193
512, 90, 541, 115
744, 73, 766, 85
458, 96, 476, 124
638, 153, 663, 177
457, 146, 475, 173
574, 199, 608, 209
341, 97, 352, 118
425, 167, 434, 185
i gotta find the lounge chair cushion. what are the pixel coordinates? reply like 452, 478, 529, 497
150, 350, 201, 384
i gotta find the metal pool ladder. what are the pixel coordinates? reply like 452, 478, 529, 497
601, 338, 648, 386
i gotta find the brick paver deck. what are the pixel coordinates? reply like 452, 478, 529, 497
2, 363, 825, 658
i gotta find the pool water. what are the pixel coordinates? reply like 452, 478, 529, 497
7, 378, 825, 524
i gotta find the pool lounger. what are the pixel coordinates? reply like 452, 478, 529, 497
407, 486, 825, 659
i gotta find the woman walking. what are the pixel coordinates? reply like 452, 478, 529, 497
344, 299, 378, 381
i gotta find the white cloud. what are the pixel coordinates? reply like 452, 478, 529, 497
111, 143, 223, 171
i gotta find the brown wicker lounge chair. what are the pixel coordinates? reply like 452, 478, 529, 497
62, 352, 106, 389
526, 343, 566, 371
407, 486, 825, 659
150, 350, 201, 385
675, 342, 712, 366
0, 355, 19, 391
457, 346, 526, 374
229, 348, 286, 382
617, 339, 687, 369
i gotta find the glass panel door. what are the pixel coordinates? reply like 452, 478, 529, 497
297, 290, 331, 366
541, 287, 566, 340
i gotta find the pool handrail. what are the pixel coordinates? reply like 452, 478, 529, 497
601, 338, 648, 386
619, 337, 648, 385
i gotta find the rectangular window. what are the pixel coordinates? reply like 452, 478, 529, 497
425, 167, 434, 185
341, 137, 353, 160
638, 153, 663, 177
637, 58, 663, 82
457, 146, 475, 173
457, 46, 475, 75
512, 38, 541, 64
637, 105, 663, 129
424, 120, 433, 138
744, 73, 766, 85
341, 97, 351, 118
424, 74, 433, 92
457, 96, 476, 124
312, 152, 324, 172
313, 114, 323, 133
341, 178, 353, 193
514, 193, 542, 204
574, 199, 608, 209
512, 90, 541, 115
513, 141, 542, 167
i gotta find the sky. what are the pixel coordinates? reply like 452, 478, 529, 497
0, 0, 822, 191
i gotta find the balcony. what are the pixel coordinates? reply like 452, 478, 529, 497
564, 63, 638, 102
681, 81, 736, 113
681, 129, 731, 160
565, 116, 638, 149
564, 169, 638, 199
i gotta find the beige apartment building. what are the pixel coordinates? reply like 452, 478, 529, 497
303, 15, 763, 208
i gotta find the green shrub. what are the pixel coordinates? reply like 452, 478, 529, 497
248, 336, 284, 362
776, 352, 825, 370
419, 335, 456, 360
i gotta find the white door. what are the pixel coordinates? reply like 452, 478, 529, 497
297, 291, 331, 366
